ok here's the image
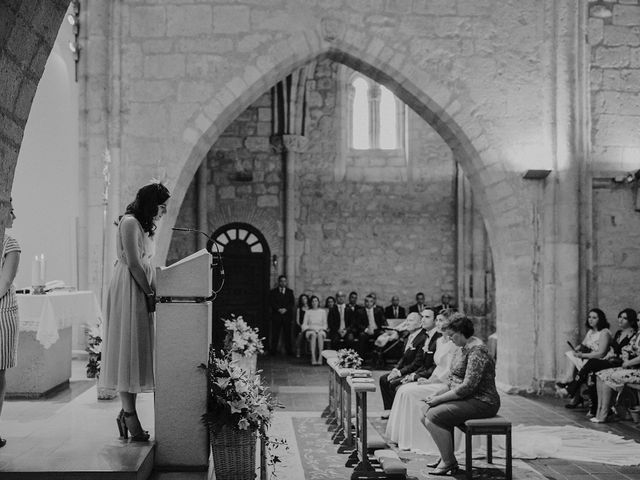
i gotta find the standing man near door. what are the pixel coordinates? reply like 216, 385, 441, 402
268, 275, 295, 355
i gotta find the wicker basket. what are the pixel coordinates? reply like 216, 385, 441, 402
210, 425, 257, 480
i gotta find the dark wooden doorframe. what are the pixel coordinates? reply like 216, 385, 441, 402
210, 223, 270, 350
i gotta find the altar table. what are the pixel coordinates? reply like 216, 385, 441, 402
6, 291, 102, 397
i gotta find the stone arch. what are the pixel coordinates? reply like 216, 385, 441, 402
164, 30, 534, 388
162, 36, 529, 273
0, 0, 70, 235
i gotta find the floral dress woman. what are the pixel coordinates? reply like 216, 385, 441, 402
597, 331, 640, 391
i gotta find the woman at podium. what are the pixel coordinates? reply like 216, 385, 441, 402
99, 182, 170, 442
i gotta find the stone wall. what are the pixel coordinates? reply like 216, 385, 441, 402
169, 57, 459, 310
82, 0, 587, 389
589, 1, 640, 322
593, 185, 640, 320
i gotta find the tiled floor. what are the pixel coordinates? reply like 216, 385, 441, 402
259, 355, 640, 480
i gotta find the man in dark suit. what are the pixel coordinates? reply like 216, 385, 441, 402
344, 291, 361, 339
355, 294, 387, 359
379, 312, 427, 415
268, 275, 295, 355
408, 292, 427, 314
328, 290, 356, 349
404, 308, 441, 382
384, 295, 406, 320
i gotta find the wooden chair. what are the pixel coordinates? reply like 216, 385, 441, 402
457, 416, 512, 480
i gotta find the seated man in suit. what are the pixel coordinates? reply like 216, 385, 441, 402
408, 292, 427, 314
327, 291, 356, 349
396, 307, 441, 383
356, 294, 387, 360
379, 312, 427, 418
384, 295, 406, 320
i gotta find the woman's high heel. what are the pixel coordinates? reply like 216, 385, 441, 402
426, 458, 441, 468
429, 462, 459, 476
116, 409, 126, 438
122, 411, 150, 441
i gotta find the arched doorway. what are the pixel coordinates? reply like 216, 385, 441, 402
210, 222, 271, 350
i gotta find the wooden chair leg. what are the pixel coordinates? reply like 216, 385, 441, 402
465, 431, 472, 480
486, 434, 492, 463
506, 428, 512, 480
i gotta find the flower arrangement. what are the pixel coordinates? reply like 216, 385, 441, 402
223, 315, 265, 357
200, 347, 287, 477
336, 348, 363, 369
85, 324, 102, 378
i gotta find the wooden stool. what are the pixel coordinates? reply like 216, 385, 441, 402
457, 416, 512, 480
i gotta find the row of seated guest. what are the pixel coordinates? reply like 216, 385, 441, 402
556, 307, 638, 416
291, 289, 457, 365
382, 311, 500, 475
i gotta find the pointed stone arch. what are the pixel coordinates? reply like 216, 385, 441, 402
160, 30, 533, 389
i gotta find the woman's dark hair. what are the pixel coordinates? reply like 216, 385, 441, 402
618, 308, 639, 330
325, 296, 336, 308
297, 294, 309, 308
309, 295, 320, 307
124, 183, 170, 236
444, 313, 474, 338
586, 308, 609, 331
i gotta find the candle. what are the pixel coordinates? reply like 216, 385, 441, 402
39, 254, 46, 285
31, 255, 40, 288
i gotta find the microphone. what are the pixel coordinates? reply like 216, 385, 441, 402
172, 227, 215, 253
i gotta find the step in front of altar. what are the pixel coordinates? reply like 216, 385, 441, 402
0, 386, 156, 480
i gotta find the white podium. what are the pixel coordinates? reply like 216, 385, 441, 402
154, 249, 212, 471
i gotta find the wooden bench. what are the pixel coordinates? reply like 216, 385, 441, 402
321, 350, 338, 419
347, 376, 386, 479
457, 415, 512, 480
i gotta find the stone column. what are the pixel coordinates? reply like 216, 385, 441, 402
273, 135, 308, 290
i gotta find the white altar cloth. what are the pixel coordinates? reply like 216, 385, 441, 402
17, 291, 102, 349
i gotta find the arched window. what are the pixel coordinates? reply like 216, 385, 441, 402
213, 224, 266, 253
348, 74, 403, 151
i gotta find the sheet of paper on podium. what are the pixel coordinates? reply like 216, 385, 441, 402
156, 248, 211, 298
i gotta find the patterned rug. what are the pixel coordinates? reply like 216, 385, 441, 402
290, 415, 545, 479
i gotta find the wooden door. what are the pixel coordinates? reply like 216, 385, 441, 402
210, 224, 270, 351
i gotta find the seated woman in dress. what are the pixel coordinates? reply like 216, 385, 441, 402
592, 329, 640, 423
565, 308, 637, 414
556, 308, 612, 408
385, 310, 461, 453
421, 314, 500, 475
301, 295, 328, 365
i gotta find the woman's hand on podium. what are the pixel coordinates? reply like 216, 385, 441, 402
145, 292, 156, 313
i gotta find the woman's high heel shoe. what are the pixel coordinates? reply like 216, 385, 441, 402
429, 462, 459, 476
426, 458, 441, 468
122, 411, 150, 441
116, 409, 126, 438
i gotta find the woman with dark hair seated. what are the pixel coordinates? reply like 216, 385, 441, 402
563, 308, 637, 413
592, 329, 640, 423
420, 313, 500, 475
556, 308, 612, 408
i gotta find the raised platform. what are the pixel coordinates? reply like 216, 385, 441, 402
0, 382, 155, 479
